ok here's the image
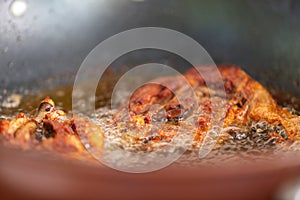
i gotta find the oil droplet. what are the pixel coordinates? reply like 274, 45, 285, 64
7, 61, 14, 69
16, 35, 21, 42
9, 0, 27, 17
1, 94, 22, 108
0, 47, 8, 55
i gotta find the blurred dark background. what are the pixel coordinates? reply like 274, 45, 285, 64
0, 0, 299, 96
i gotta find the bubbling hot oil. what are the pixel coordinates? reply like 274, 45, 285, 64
1, 82, 300, 167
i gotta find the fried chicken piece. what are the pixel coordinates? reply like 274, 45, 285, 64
116, 65, 300, 143
0, 97, 104, 158
0, 65, 299, 156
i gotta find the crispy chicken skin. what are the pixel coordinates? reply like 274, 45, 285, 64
116, 65, 300, 142
0, 65, 299, 155
0, 97, 103, 157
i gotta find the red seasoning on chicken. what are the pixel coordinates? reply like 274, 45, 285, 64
0, 65, 299, 158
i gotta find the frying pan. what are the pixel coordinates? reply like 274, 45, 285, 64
0, 0, 300, 199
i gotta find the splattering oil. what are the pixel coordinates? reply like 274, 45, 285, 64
0, 78, 300, 167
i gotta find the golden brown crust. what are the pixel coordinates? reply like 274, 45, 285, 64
0, 103, 103, 157
0, 65, 299, 157
122, 65, 300, 142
